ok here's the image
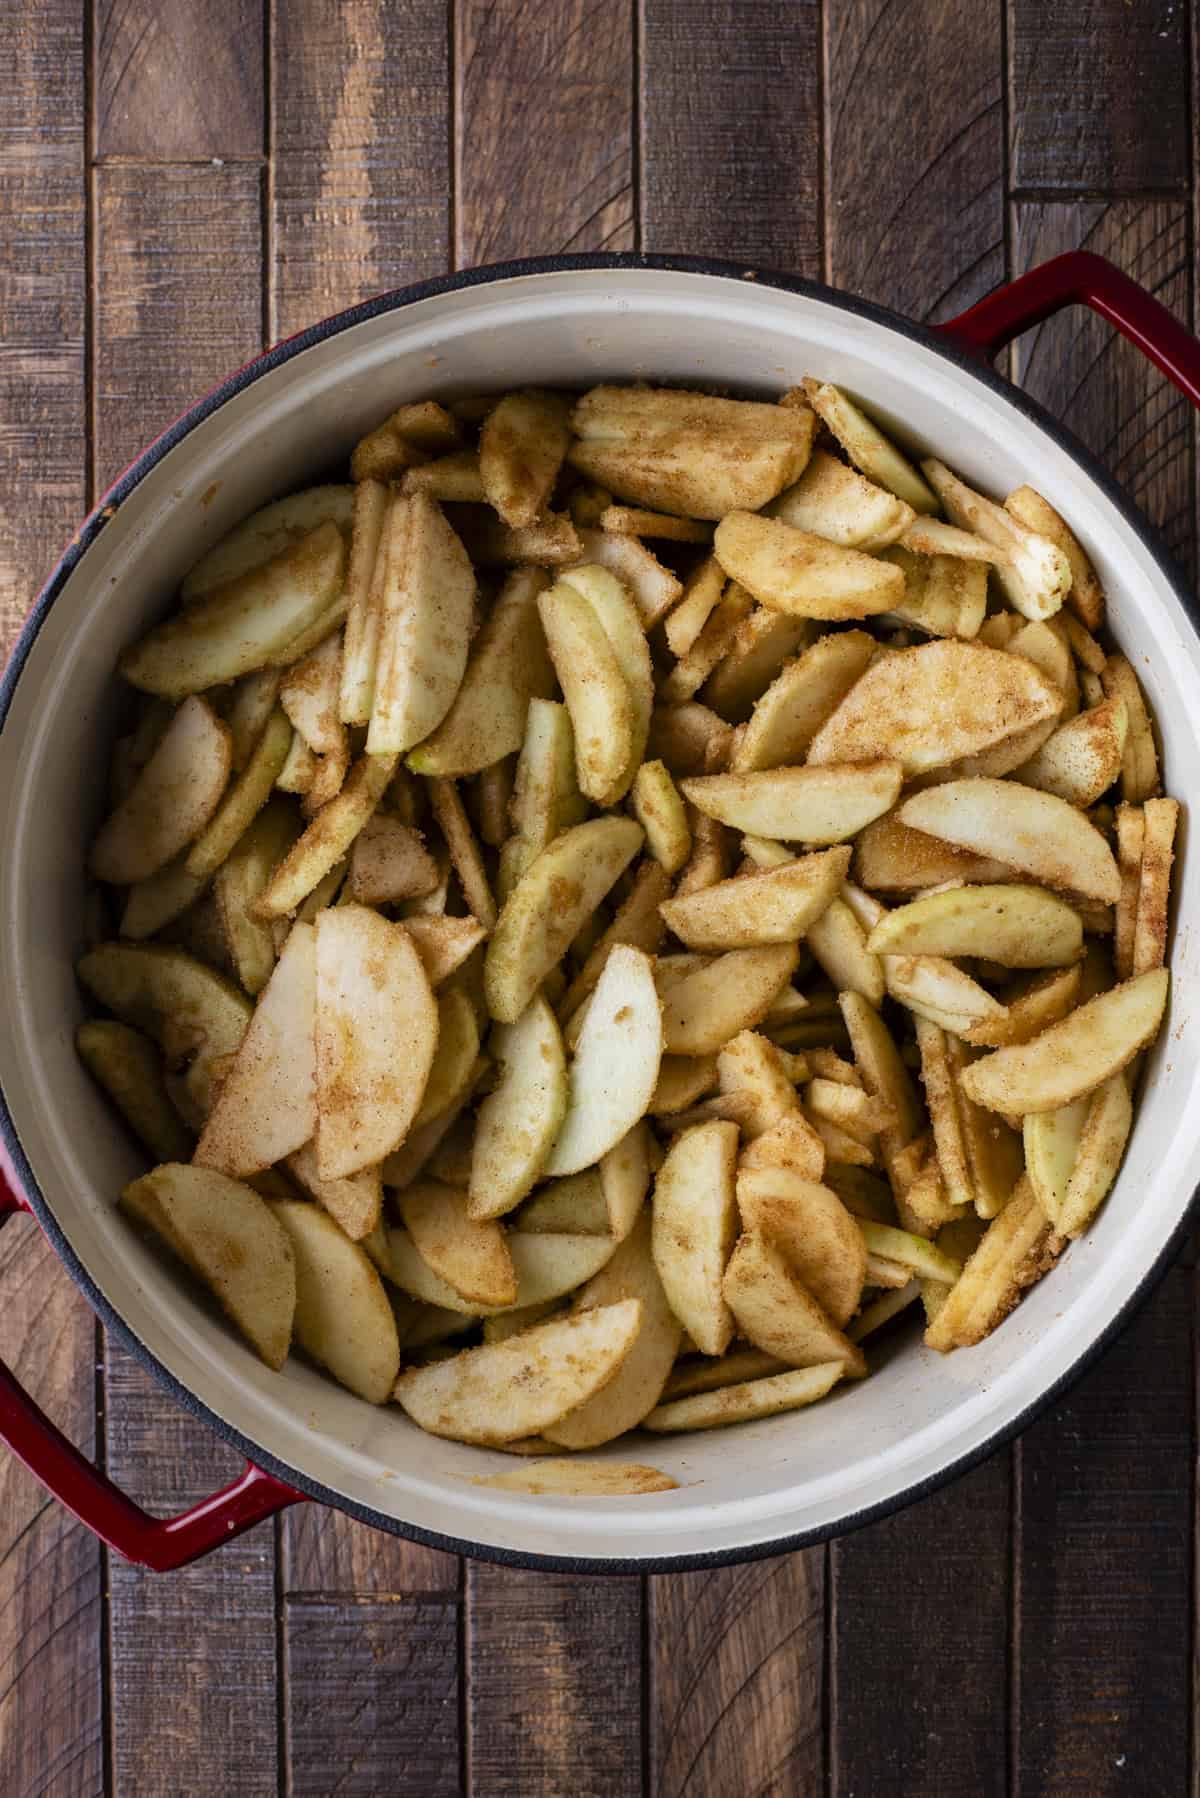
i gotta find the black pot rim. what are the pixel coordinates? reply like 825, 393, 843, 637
2, 250, 1196, 1575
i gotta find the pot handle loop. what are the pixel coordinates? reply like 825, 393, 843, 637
935, 250, 1200, 410
0, 1169, 303, 1570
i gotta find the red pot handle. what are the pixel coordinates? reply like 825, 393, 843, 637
935, 249, 1200, 408
0, 1162, 303, 1569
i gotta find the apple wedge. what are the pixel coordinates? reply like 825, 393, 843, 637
658, 943, 799, 1056
651, 1119, 739, 1355
194, 921, 317, 1176
121, 1164, 296, 1369
921, 459, 1071, 620
898, 779, 1121, 904
701, 606, 812, 719
659, 847, 850, 951
538, 576, 636, 805
732, 630, 876, 771
1057, 1074, 1133, 1236
285, 1141, 382, 1241
568, 385, 814, 519
484, 815, 643, 1023
337, 479, 392, 725
407, 566, 553, 775
664, 556, 725, 656
393, 1298, 642, 1444
866, 884, 1083, 968
182, 484, 354, 602
632, 760, 692, 874
807, 640, 1062, 774
571, 528, 684, 628
1005, 484, 1105, 630
314, 905, 439, 1179
767, 448, 915, 548
401, 915, 489, 988
924, 1178, 1060, 1352
400, 1180, 517, 1308
480, 388, 572, 527
366, 493, 476, 755
1016, 696, 1127, 808
959, 968, 1168, 1115
469, 996, 567, 1220
122, 522, 346, 696
254, 750, 397, 918
801, 380, 937, 512
517, 1171, 610, 1235
599, 1120, 654, 1239
560, 563, 653, 776
349, 814, 440, 905
185, 705, 294, 883
541, 946, 662, 1177
713, 511, 905, 620
91, 696, 232, 885
722, 1231, 866, 1374
403, 450, 487, 503
854, 810, 1015, 891
76, 942, 252, 1116
961, 965, 1081, 1049
1023, 1099, 1089, 1227
77, 1020, 194, 1163
879, 544, 989, 640
644, 1362, 843, 1433
681, 764, 901, 845
544, 1211, 682, 1448
736, 1167, 867, 1326
413, 987, 481, 1127
272, 1199, 400, 1401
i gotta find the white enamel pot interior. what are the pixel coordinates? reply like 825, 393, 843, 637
1, 259, 1197, 1570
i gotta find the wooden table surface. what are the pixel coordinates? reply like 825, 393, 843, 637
1, 3, 1195, 1793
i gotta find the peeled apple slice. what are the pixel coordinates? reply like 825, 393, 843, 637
90, 696, 232, 885
469, 996, 567, 1220
541, 946, 663, 1177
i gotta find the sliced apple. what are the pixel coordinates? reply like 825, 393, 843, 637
484, 815, 643, 1023
732, 630, 876, 772
866, 884, 1083, 968
807, 639, 1061, 774
401, 915, 488, 988
714, 510, 905, 620
1023, 1099, 1088, 1228
898, 779, 1120, 904
314, 905, 439, 1179
194, 921, 317, 1176
393, 1297, 642, 1444
538, 577, 635, 805
366, 493, 476, 755
91, 696, 232, 885
960, 968, 1168, 1115
722, 1231, 866, 1374
645, 1361, 843, 1433
599, 1119, 654, 1240
517, 1171, 610, 1234
736, 1167, 867, 1326
571, 527, 684, 628
414, 987, 481, 1128
659, 943, 799, 1056
255, 750, 397, 917
1005, 484, 1105, 630
659, 847, 848, 952
400, 1180, 517, 1308
271, 1199, 400, 1401
181, 484, 354, 602
475, 1459, 678, 1494
121, 1164, 296, 1369
1058, 1074, 1133, 1237
480, 388, 572, 527
122, 522, 346, 697
768, 448, 915, 548
285, 1141, 382, 1241
681, 764, 901, 844
561, 563, 653, 775
541, 947, 662, 1177
77, 1019, 194, 1162
801, 380, 937, 512
651, 1119, 739, 1355
468, 995, 567, 1219
854, 810, 1014, 891
920, 459, 1071, 620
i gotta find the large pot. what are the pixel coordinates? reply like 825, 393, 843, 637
1, 253, 1198, 1572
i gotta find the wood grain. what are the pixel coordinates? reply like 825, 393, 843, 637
95, 0, 264, 160
0, 1228, 103, 1798
831, 1459, 1011, 1796
824, 0, 1005, 320
1011, 202, 1194, 578
270, 0, 450, 340
283, 1505, 459, 1596
455, 0, 635, 265
104, 1355, 279, 1797
93, 162, 264, 488
639, 0, 820, 276
284, 1598, 461, 1797
1009, 0, 1189, 196
650, 1553, 825, 1797
1013, 1270, 1193, 1793
0, 13, 100, 1798
466, 1565, 643, 1795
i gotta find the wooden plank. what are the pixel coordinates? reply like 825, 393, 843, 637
284, 1597, 461, 1797
284, 1505, 458, 1596
824, 0, 1004, 320
0, 13, 101, 1798
1011, 201, 1194, 578
640, 0, 820, 276
94, 157, 277, 1797
650, 1554, 825, 1797
0, 1227, 103, 1798
1009, 1, 1189, 197
271, 0, 450, 339
831, 1460, 1011, 1796
95, 0, 264, 160
466, 1565, 643, 1796
455, 0, 635, 265
1014, 1269, 1193, 1793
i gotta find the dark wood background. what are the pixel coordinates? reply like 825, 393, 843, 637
1, 3, 1195, 1793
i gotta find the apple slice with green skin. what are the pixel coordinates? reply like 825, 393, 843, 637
541, 946, 663, 1178
271, 1199, 400, 1402
484, 815, 643, 1024
121, 522, 346, 697
469, 996, 567, 1220
194, 921, 317, 1177
393, 1298, 642, 1444
121, 1164, 296, 1370
314, 905, 439, 1181
90, 695, 232, 885
407, 566, 554, 776
366, 493, 476, 755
